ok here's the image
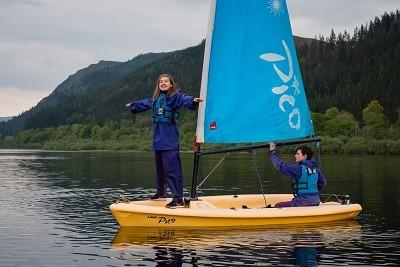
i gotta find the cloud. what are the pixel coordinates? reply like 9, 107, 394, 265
0, 0, 398, 116
0, 0, 46, 8
0, 40, 96, 90
0, 0, 211, 116
0, 0, 210, 59
287, 0, 399, 37
0, 87, 49, 117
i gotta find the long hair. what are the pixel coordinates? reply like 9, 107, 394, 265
152, 74, 180, 101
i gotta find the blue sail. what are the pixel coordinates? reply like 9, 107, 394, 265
196, 0, 314, 144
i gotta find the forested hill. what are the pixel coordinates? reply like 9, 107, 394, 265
1, 10, 399, 136
298, 10, 400, 122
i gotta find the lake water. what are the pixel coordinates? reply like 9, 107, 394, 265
0, 149, 399, 266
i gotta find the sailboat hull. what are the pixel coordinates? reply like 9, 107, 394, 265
109, 194, 362, 227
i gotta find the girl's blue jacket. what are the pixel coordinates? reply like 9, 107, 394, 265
129, 92, 197, 150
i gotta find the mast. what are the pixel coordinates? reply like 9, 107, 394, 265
195, 0, 216, 143
190, 0, 217, 199
190, 143, 202, 199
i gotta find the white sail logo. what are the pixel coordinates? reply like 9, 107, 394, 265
260, 40, 301, 130
268, 0, 284, 16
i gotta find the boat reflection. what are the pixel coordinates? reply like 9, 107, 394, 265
290, 230, 324, 267
110, 220, 361, 266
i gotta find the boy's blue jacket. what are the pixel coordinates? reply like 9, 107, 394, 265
270, 150, 327, 204
129, 92, 197, 150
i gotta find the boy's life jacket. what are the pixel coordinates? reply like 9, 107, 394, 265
292, 165, 319, 196
152, 93, 179, 125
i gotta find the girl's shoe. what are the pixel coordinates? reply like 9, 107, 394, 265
165, 200, 184, 208
149, 193, 167, 200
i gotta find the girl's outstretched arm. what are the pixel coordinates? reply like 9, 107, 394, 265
173, 93, 203, 110
126, 98, 152, 113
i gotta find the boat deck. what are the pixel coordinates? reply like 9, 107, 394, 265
110, 194, 362, 227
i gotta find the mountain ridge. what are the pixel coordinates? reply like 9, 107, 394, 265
1, 10, 399, 135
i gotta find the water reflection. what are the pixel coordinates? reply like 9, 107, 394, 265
111, 220, 361, 266
290, 231, 323, 267
1, 150, 400, 266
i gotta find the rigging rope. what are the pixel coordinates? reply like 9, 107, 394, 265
196, 152, 230, 191
250, 149, 268, 207
316, 141, 322, 172
196, 149, 269, 208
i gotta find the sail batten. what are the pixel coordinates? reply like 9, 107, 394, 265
196, 0, 314, 144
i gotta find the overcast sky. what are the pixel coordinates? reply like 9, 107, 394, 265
0, 0, 398, 117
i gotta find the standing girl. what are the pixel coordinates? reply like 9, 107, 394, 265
125, 74, 203, 208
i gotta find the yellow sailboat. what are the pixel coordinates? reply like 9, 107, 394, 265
110, 194, 361, 227
110, 0, 362, 227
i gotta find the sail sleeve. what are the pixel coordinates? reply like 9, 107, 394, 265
196, 0, 314, 144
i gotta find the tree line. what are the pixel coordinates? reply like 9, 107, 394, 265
1, 100, 399, 154
298, 10, 400, 122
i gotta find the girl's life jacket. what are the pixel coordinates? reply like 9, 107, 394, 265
152, 93, 179, 125
292, 165, 319, 196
